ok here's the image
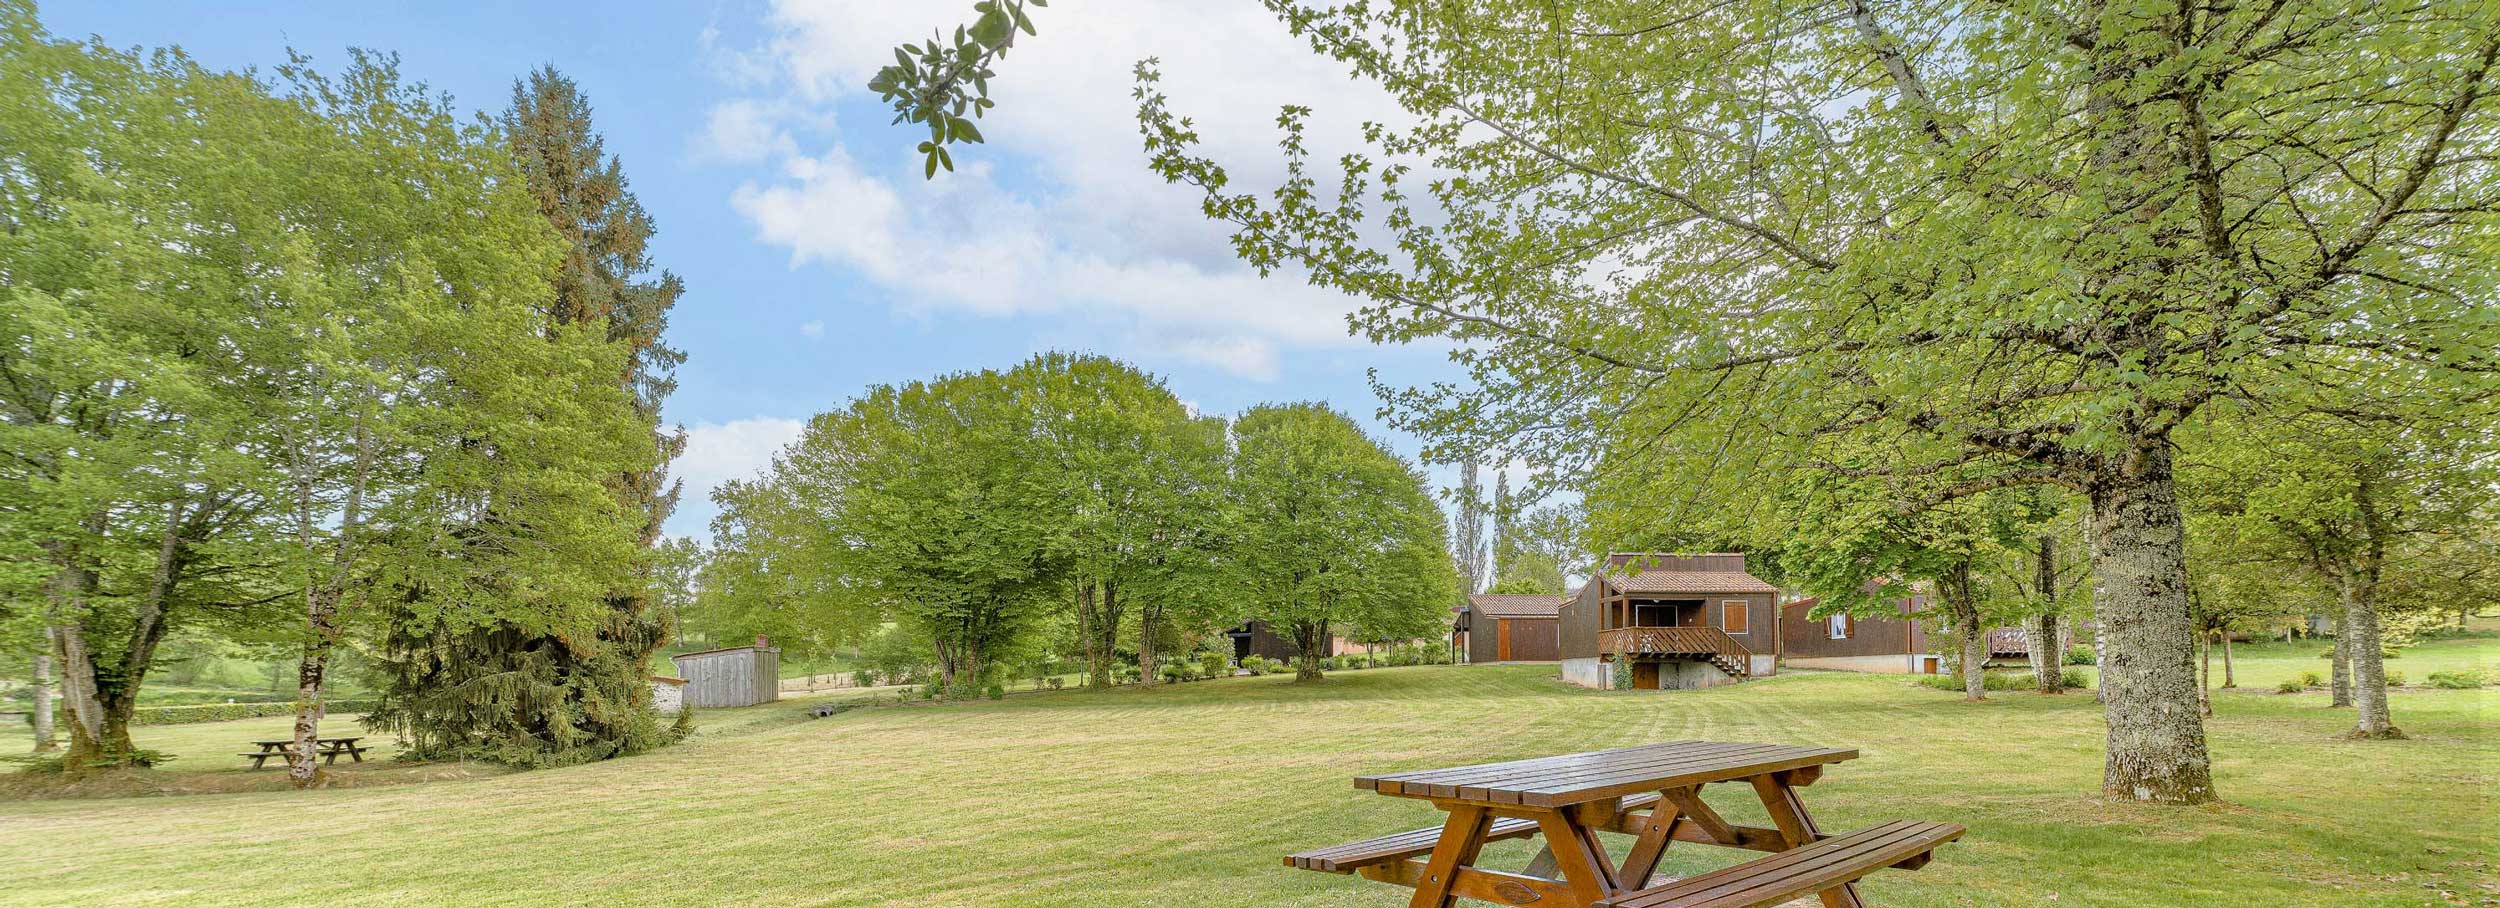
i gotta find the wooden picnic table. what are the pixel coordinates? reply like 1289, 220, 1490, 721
1287, 741, 1962, 908
239, 736, 369, 770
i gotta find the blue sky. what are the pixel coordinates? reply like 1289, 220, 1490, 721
41, 1, 1480, 539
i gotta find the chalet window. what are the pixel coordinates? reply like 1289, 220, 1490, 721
1721, 601, 1748, 634
1828, 614, 1851, 639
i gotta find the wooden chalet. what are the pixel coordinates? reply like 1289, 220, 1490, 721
1456, 593, 1564, 663
1782, 582, 2069, 674
1558, 553, 1780, 690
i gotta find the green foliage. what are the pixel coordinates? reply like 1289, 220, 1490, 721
871, 0, 1045, 177
2063, 646, 2096, 667
88, 699, 379, 727
2276, 680, 2306, 694
2299, 671, 2327, 689
1917, 670, 2088, 693
2425, 671, 2487, 690
1197, 652, 1227, 680
363, 66, 681, 770
1229, 404, 1456, 679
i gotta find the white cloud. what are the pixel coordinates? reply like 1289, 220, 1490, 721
673, 416, 807, 509
695, 98, 798, 163
709, 0, 1416, 379
798, 319, 825, 338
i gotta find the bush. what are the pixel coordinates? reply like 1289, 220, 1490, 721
2298, 670, 2325, 689
1915, 670, 2087, 693
2425, 670, 2485, 690
2276, 679, 2305, 694
851, 669, 877, 689
1046, 676, 1064, 690
984, 683, 1005, 700
2383, 670, 2405, 687
62, 699, 381, 727
1158, 661, 1191, 684
2062, 646, 2095, 666
1199, 652, 1228, 679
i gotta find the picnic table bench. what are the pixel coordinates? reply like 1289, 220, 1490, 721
1287, 741, 1962, 908
239, 737, 369, 770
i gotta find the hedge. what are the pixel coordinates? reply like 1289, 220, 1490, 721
43, 699, 377, 727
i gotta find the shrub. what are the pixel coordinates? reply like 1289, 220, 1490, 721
851, 670, 877, 689
1199, 652, 1228, 679
2383, 670, 2405, 687
2425, 670, 2484, 690
984, 683, 1005, 700
1046, 676, 1064, 690
1915, 670, 2088, 693
65, 699, 381, 728
2298, 670, 2326, 689
1159, 662, 1191, 684
2062, 646, 2095, 666
2276, 679, 2305, 694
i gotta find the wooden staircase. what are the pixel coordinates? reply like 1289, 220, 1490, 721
1598, 626, 1752, 677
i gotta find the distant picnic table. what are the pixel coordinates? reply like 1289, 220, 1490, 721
240, 737, 368, 770
1287, 741, 1962, 908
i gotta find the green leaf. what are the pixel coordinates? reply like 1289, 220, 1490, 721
970, 8, 1013, 48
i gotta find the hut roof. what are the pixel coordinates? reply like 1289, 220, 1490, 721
1468, 594, 1564, 618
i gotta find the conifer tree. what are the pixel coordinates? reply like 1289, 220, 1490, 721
371, 68, 688, 766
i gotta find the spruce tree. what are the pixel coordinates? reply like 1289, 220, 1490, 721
372, 68, 687, 766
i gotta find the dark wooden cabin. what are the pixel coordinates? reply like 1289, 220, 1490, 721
1558, 553, 1780, 690
1459, 593, 1564, 663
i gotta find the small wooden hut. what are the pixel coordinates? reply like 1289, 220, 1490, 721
671, 636, 781, 708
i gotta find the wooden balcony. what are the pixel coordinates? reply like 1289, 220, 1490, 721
1599, 626, 1752, 677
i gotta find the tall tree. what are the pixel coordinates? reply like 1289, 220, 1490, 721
1132, 0, 2499, 804
371, 68, 688, 765
2185, 382, 2496, 740
1231, 404, 1455, 680
1450, 461, 1489, 598
1014, 354, 1223, 688
0, 15, 300, 767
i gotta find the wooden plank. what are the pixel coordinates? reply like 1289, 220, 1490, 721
1601, 821, 1963, 908
1358, 742, 1700, 793
1614, 792, 1684, 890
1512, 748, 1857, 807
1406, 803, 1493, 908
1530, 807, 1617, 905
1287, 816, 1543, 873
1448, 743, 1789, 802
1750, 774, 1865, 908
1356, 859, 1576, 907
1419, 743, 1805, 802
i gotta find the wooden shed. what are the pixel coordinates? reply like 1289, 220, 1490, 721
671, 636, 781, 708
1460, 593, 1564, 662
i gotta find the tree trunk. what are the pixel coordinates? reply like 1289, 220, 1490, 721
1939, 563, 1986, 701
1128, 588, 1160, 687
288, 587, 341, 787
1075, 581, 1110, 690
2083, 448, 2217, 804
2329, 609, 2353, 708
1292, 619, 1327, 682
2219, 634, 2234, 689
30, 634, 55, 753
2339, 570, 2402, 739
2197, 633, 2212, 718
2032, 535, 2065, 694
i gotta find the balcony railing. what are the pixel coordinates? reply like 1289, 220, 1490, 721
1599, 626, 1752, 676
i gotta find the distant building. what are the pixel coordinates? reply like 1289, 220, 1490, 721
1458, 593, 1564, 663
671, 636, 781, 708
1780, 585, 1945, 675
1559, 553, 1780, 690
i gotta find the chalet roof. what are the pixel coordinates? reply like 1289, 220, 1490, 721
1604, 570, 1780, 595
1468, 593, 1564, 618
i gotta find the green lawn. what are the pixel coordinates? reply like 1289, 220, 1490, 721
2, 655, 2493, 907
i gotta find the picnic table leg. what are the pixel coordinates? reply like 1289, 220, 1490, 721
1615, 790, 1688, 889
1750, 773, 1867, 908
1530, 806, 1619, 905
1407, 803, 1494, 908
